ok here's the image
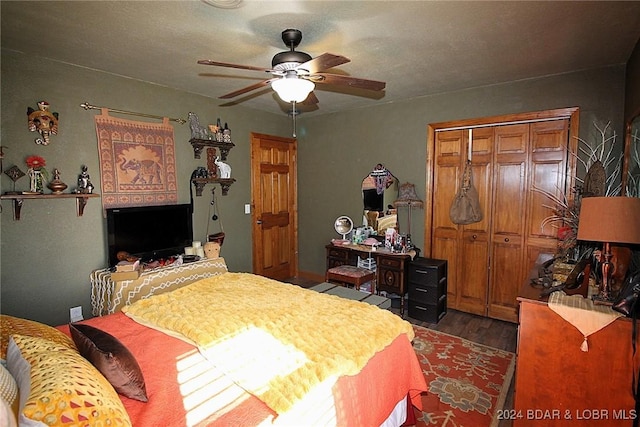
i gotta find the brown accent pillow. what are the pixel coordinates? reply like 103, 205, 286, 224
69, 323, 148, 402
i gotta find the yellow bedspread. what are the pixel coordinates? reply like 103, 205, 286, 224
122, 272, 414, 415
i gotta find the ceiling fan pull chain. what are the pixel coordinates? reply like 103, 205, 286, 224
292, 101, 298, 137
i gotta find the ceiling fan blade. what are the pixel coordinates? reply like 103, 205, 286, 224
314, 73, 386, 91
219, 79, 276, 99
298, 53, 350, 74
301, 91, 319, 105
198, 59, 272, 73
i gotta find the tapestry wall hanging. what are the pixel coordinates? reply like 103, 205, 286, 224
94, 109, 177, 209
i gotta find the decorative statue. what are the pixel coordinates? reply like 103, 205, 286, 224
76, 165, 94, 194
187, 112, 210, 140
214, 156, 231, 179
27, 101, 59, 145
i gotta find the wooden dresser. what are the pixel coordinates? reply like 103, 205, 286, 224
514, 283, 640, 426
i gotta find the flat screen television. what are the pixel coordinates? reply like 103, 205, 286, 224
106, 204, 193, 267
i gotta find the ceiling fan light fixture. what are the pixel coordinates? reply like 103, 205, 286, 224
271, 77, 315, 103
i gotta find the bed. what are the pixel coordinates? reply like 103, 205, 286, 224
1, 258, 427, 426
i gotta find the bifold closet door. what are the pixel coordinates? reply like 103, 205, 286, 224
431, 119, 569, 322
432, 127, 493, 316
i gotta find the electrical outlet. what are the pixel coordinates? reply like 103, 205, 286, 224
70, 306, 83, 322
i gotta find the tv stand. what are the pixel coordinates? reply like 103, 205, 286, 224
90, 257, 228, 316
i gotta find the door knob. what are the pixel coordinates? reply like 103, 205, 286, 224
256, 220, 262, 224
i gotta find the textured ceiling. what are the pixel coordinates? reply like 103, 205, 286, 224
2, 1, 640, 117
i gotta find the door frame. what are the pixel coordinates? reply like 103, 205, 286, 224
424, 107, 580, 256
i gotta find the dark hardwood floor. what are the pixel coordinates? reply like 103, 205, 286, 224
285, 276, 517, 427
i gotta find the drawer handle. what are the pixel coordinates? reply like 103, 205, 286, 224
472, 234, 477, 240
415, 269, 430, 274
415, 288, 428, 293
504, 237, 510, 242
414, 306, 427, 311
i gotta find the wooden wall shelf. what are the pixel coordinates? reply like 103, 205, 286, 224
189, 138, 235, 160
0, 193, 100, 220
191, 178, 235, 196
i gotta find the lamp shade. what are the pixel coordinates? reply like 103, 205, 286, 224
393, 183, 424, 208
271, 77, 314, 103
577, 196, 640, 244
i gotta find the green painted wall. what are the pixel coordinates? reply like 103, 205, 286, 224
296, 65, 626, 276
0, 49, 627, 326
1, 50, 290, 325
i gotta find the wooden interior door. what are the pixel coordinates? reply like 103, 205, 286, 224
488, 124, 529, 320
458, 127, 493, 315
250, 133, 298, 280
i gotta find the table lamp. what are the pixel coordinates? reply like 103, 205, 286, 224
393, 182, 424, 248
576, 196, 640, 303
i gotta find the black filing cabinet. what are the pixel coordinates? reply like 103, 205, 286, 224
408, 257, 447, 323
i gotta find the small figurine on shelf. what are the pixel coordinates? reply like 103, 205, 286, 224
215, 118, 223, 142
214, 156, 231, 179
76, 165, 94, 194
223, 123, 231, 143
47, 168, 68, 194
187, 112, 209, 140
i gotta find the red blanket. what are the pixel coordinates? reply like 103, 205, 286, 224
60, 312, 426, 426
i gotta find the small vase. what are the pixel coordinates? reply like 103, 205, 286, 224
47, 179, 68, 194
29, 169, 44, 193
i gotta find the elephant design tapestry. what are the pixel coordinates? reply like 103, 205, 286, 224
94, 109, 177, 209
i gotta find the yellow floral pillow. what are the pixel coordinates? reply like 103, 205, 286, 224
7, 334, 131, 427
0, 315, 75, 362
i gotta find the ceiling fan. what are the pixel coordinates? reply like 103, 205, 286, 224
197, 28, 386, 109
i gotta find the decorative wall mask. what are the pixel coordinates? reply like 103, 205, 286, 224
27, 101, 59, 145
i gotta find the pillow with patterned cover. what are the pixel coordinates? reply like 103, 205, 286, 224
0, 315, 76, 362
69, 323, 148, 402
7, 334, 132, 427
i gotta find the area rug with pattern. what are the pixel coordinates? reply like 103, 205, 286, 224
410, 325, 515, 427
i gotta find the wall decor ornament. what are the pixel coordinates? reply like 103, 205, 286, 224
4, 165, 25, 194
94, 110, 177, 209
27, 101, 59, 145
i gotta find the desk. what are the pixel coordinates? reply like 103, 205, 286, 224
325, 244, 417, 315
90, 257, 228, 316
514, 282, 640, 426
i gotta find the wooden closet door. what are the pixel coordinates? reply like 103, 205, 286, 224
432, 130, 463, 308
488, 120, 569, 322
457, 128, 493, 315
432, 128, 493, 315
525, 120, 569, 267
488, 124, 529, 321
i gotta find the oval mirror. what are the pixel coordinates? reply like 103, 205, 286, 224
362, 164, 398, 232
334, 216, 354, 240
